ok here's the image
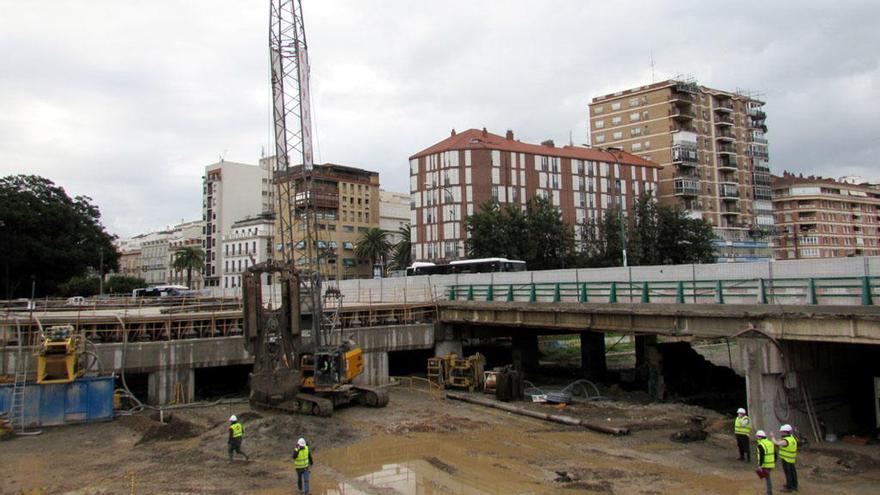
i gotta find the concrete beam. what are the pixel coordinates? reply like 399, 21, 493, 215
439, 302, 880, 345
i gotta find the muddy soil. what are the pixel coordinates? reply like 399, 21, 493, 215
2, 388, 880, 494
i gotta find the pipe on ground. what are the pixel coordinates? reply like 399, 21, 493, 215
445, 391, 629, 436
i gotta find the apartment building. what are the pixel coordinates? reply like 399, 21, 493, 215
140, 230, 174, 285
409, 128, 660, 262
168, 220, 206, 288
221, 213, 275, 289
116, 237, 143, 279
274, 162, 380, 280
379, 189, 411, 243
589, 79, 772, 262
772, 172, 880, 260
202, 159, 273, 287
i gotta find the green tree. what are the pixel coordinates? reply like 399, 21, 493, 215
171, 246, 206, 288
628, 192, 660, 265
106, 275, 147, 295
390, 225, 412, 270
58, 275, 101, 297
655, 206, 716, 265
465, 197, 574, 270
598, 206, 626, 267
577, 217, 602, 265
0, 175, 119, 298
355, 228, 391, 273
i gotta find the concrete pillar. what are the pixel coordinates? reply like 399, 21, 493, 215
738, 337, 786, 433
147, 367, 194, 405
512, 334, 539, 372
435, 340, 462, 357
353, 351, 388, 386
635, 335, 656, 369
646, 345, 665, 399
434, 323, 462, 357
579, 332, 606, 379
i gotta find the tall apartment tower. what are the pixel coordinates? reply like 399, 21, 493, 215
202, 160, 273, 287
772, 172, 880, 260
409, 128, 660, 263
589, 79, 772, 262
274, 162, 380, 280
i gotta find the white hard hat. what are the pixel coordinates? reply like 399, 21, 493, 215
755, 430, 766, 438
229, 415, 237, 422
297, 438, 306, 447
780, 424, 793, 432
737, 408, 746, 414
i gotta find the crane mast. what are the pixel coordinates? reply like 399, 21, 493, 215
269, 0, 322, 343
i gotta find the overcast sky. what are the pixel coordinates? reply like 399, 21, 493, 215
1, 0, 878, 238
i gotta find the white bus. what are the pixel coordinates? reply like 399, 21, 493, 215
405, 258, 527, 276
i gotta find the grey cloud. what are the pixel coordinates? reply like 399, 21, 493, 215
1, 0, 878, 237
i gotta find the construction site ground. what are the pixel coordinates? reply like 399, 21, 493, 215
3, 387, 879, 495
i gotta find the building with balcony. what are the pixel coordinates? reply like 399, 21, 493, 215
274, 162, 380, 280
201, 159, 273, 287
221, 213, 274, 289
168, 220, 206, 289
772, 172, 880, 260
409, 128, 660, 263
589, 79, 773, 262
379, 189, 411, 243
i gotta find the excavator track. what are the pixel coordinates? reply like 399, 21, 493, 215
354, 386, 390, 408
253, 393, 334, 417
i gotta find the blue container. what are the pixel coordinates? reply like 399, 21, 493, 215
0, 375, 115, 427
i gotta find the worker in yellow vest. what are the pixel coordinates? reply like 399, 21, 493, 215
227, 415, 250, 463
772, 424, 798, 492
293, 437, 313, 494
755, 430, 775, 495
734, 407, 752, 462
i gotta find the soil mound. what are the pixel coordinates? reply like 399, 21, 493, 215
384, 414, 489, 435
136, 416, 203, 445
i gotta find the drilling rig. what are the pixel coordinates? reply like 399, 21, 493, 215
242, 0, 388, 416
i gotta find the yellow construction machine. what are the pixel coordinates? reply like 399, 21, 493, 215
427, 353, 486, 392
36, 325, 85, 384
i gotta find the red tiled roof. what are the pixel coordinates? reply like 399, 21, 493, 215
410, 128, 659, 168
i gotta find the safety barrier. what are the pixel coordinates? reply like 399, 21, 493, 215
446, 276, 880, 306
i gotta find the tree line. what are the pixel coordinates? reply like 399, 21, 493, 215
465, 193, 716, 270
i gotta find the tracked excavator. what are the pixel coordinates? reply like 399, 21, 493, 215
241, 0, 387, 417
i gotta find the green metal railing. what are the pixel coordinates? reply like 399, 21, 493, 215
447, 276, 879, 306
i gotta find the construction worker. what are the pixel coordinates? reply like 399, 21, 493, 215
756, 430, 775, 495
293, 437, 313, 494
734, 407, 752, 461
772, 424, 799, 492
227, 415, 250, 463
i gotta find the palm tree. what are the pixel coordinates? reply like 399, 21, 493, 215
172, 246, 206, 289
390, 225, 412, 270
355, 228, 391, 276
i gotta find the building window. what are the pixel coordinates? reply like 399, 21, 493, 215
629, 97, 639, 107
632, 142, 642, 152
629, 112, 640, 122
612, 131, 623, 140
594, 105, 604, 114
630, 127, 642, 137
595, 134, 606, 143
612, 116, 622, 125
594, 120, 604, 129
611, 102, 621, 111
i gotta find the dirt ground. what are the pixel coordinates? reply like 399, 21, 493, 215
3, 387, 880, 495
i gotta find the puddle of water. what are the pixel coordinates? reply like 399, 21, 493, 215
324, 459, 493, 495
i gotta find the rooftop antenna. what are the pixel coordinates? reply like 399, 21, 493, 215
650, 50, 655, 83
569, 130, 574, 146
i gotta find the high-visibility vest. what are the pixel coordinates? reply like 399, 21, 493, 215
779, 434, 798, 464
230, 422, 243, 438
734, 415, 751, 435
294, 445, 310, 469
757, 438, 775, 469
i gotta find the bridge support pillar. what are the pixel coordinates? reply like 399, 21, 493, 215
635, 335, 657, 380
354, 351, 389, 386
579, 332, 606, 379
739, 337, 786, 433
148, 367, 194, 405
434, 324, 462, 357
512, 334, 539, 372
